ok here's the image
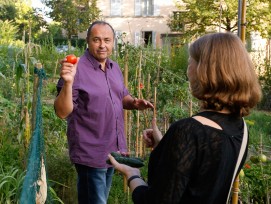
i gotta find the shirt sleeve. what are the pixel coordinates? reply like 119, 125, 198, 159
55, 71, 80, 109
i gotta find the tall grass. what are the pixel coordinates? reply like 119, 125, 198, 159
0, 166, 25, 204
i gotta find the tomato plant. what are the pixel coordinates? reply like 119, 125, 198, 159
65, 54, 77, 64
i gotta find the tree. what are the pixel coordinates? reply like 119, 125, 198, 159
167, 0, 271, 42
43, 0, 101, 39
15, 1, 47, 42
0, 20, 19, 44
0, 0, 47, 42
0, 0, 17, 21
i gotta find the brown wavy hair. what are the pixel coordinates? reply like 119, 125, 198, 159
189, 32, 262, 117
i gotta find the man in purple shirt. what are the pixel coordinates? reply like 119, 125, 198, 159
54, 21, 153, 204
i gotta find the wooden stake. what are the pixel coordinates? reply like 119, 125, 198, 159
153, 87, 157, 118
123, 51, 129, 193
240, 0, 246, 43
232, 1, 246, 202
147, 74, 151, 100
231, 175, 240, 204
189, 99, 193, 117
155, 52, 161, 85
32, 62, 42, 132
136, 51, 143, 157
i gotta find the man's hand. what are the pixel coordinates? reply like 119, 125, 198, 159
59, 56, 80, 83
133, 98, 154, 110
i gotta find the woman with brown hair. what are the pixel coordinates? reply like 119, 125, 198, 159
108, 32, 262, 204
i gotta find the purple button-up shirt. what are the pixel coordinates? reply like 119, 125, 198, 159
57, 49, 129, 168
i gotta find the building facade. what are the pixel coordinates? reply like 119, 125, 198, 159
78, 0, 179, 48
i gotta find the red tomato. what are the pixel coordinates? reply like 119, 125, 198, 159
65, 54, 77, 64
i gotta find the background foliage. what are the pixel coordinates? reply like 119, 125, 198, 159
168, 0, 271, 42
0, 0, 271, 203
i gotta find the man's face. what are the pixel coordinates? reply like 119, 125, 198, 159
87, 24, 114, 63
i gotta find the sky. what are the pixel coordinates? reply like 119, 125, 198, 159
31, 0, 44, 8
31, 0, 52, 22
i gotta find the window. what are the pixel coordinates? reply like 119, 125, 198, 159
135, 0, 141, 16
134, 31, 156, 48
115, 31, 123, 48
111, 0, 121, 16
143, 0, 153, 16
135, 0, 156, 16
143, 31, 153, 46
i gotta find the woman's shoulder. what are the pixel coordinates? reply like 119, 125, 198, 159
170, 117, 200, 129
166, 117, 203, 140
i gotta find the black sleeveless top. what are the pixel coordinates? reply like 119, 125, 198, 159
132, 111, 246, 204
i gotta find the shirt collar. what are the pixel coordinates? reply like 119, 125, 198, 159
85, 49, 113, 70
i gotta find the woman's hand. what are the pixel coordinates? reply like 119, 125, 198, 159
108, 154, 140, 179
143, 118, 162, 149
108, 154, 148, 191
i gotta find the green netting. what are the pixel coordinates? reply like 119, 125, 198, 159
20, 67, 50, 204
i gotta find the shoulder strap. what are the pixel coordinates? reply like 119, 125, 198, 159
226, 119, 248, 203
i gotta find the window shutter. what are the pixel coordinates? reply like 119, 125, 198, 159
111, 0, 121, 16
114, 31, 122, 50
135, 0, 141, 16
152, 31, 156, 48
154, 0, 160, 16
134, 31, 141, 46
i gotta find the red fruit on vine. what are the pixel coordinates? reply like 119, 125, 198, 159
65, 54, 77, 64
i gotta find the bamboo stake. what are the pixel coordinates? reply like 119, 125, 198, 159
32, 63, 42, 132
153, 87, 157, 118
155, 53, 161, 85
139, 134, 143, 157
136, 51, 143, 157
123, 51, 129, 149
147, 74, 151, 100
240, 0, 246, 43
128, 112, 132, 154
24, 106, 30, 148
164, 116, 169, 134
123, 51, 129, 193
231, 176, 240, 204
232, 1, 246, 203
189, 99, 193, 117
53, 60, 59, 79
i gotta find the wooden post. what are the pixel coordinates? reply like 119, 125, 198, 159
231, 176, 240, 204
32, 62, 42, 132
123, 52, 129, 193
155, 53, 161, 85
240, 0, 246, 43
135, 51, 143, 157
232, 1, 246, 203
153, 87, 157, 118
24, 106, 30, 148
189, 99, 193, 117
124, 52, 129, 149
147, 74, 151, 100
